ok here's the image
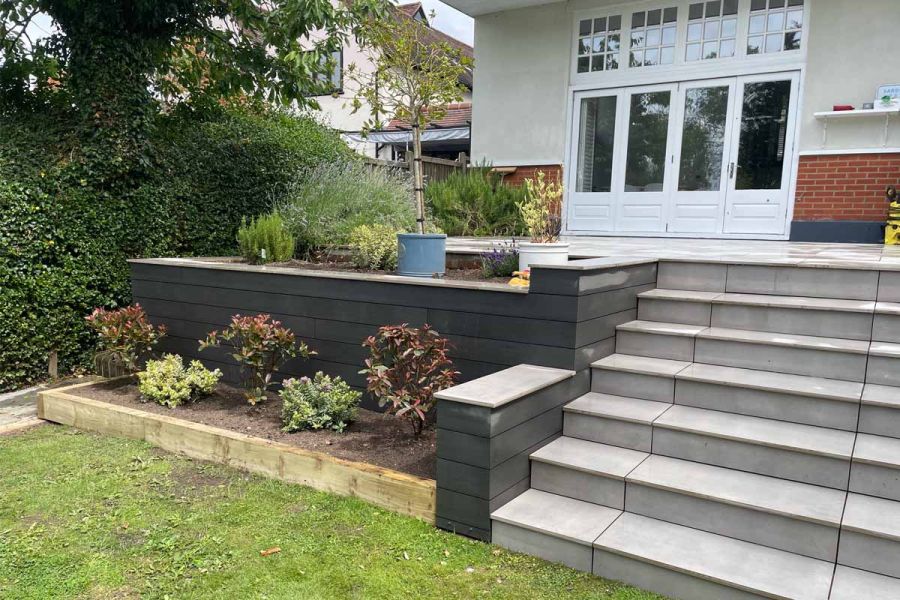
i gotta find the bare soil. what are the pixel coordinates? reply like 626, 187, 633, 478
70, 378, 436, 480
269, 259, 511, 284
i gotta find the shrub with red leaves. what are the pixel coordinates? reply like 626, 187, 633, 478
361, 324, 458, 437
85, 305, 167, 373
200, 314, 314, 405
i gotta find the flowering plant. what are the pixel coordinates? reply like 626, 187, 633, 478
85, 304, 166, 373
480, 240, 519, 278
518, 171, 563, 243
200, 314, 314, 405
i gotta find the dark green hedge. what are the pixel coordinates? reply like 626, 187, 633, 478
0, 107, 352, 391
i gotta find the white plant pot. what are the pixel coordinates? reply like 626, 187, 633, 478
518, 242, 570, 271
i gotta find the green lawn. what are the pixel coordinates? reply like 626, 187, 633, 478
0, 425, 662, 600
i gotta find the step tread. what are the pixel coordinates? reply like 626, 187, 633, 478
642, 288, 877, 313
627, 454, 845, 526
564, 393, 671, 424
616, 320, 707, 337
842, 493, 900, 541
853, 433, 900, 468
875, 301, 900, 315
594, 512, 834, 600
698, 326, 870, 354
677, 363, 863, 403
831, 565, 900, 600
490, 489, 621, 545
862, 383, 900, 408
591, 354, 690, 376
530, 436, 648, 480
638, 288, 722, 302
654, 405, 856, 459
869, 341, 900, 358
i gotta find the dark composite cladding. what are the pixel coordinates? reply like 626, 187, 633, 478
129, 257, 658, 405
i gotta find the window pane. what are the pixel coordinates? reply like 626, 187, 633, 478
608, 34, 621, 52
749, 14, 766, 33
703, 41, 719, 59
660, 46, 675, 64
686, 42, 702, 61
705, 0, 721, 17
786, 9, 803, 29
593, 35, 606, 52
625, 91, 671, 192
579, 38, 591, 55
767, 11, 785, 31
576, 96, 618, 193
632, 11, 646, 27
647, 8, 662, 26
679, 86, 729, 191
645, 48, 660, 66
751, 0, 767, 10
632, 31, 645, 48
704, 20, 720, 40
768, 0, 785, 7
689, 2, 704, 19
688, 22, 703, 41
578, 57, 590, 72
662, 25, 677, 45
722, 18, 737, 37
591, 56, 604, 71
579, 19, 592, 36
594, 17, 607, 32
630, 50, 644, 67
664, 7, 678, 22
723, 0, 739, 15
606, 54, 620, 70
784, 30, 801, 50
736, 80, 792, 190
609, 15, 622, 30
646, 27, 661, 46
765, 32, 782, 52
747, 35, 763, 54
720, 38, 736, 57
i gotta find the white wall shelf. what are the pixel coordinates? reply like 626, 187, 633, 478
813, 108, 900, 148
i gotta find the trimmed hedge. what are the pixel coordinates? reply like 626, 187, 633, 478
0, 107, 352, 391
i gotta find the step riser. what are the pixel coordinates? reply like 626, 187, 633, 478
725, 264, 879, 301
859, 405, 900, 439
563, 412, 653, 452
626, 483, 838, 562
674, 379, 859, 431
694, 338, 867, 382
711, 304, 873, 341
530, 462, 625, 509
838, 532, 900, 579
638, 298, 711, 326
653, 428, 851, 489
616, 331, 695, 362
866, 356, 900, 386
592, 368, 674, 402
493, 521, 593, 572
592, 549, 764, 600
849, 462, 900, 502
873, 313, 900, 343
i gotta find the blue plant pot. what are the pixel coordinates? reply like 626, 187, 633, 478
397, 233, 447, 278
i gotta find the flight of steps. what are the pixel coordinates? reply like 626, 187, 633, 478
491, 261, 900, 600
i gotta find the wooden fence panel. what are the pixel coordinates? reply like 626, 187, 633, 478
364, 154, 467, 186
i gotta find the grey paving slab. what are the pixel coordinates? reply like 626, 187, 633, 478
873, 312, 900, 343
699, 327, 870, 354
564, 412, 654, 452
592, 353, 691, 376
638, 296, 713, 326
842, 492, 900, 541
678, 363, 863, 401
434, 364, 574, 408
491, 488, 621, 545
853, 433, 900, 468
564, 393, 672, 423
529, 437, 648, 480
657, 261, 727, 292
591, 354, 689, 402
860, 384, 900, 438
594, 513, 834, 600
725, 264, 879, 300
493, 521, 594, 572
830, 565, 900, 600
711, 304, 874, 341
531, 461, 626, 509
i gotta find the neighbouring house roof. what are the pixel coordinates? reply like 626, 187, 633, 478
389, 3, 474, 89
385, 102, 472, 132
396, 2, 426, 20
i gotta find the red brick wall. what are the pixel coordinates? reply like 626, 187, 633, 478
500, 165, 563, 187
794, 153, 900, 222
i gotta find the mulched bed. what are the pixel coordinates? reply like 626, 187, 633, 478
269, 259, 511, 284
69, 378, 436, 480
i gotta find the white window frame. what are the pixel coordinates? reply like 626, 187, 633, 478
570, 0, 810, 88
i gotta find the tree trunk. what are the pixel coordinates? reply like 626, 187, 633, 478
411, 121, 426, 235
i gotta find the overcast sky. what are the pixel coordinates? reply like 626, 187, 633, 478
417, 0, 474, 45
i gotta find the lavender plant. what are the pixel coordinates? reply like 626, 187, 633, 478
480, 241, 519, 278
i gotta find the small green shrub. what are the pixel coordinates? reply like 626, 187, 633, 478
348, 224, 398, 271
426, 167, 527, 237
520, 171, 563, 243
237, 213, 295, 264
200, 314, 315, 405
280, 372, 361, 433
276, 161, 415, 255
480, 241, 519, 278
137, 354, 222, 408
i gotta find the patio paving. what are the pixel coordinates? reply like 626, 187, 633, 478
0, 386, 40, 433
448, 237, 900, 269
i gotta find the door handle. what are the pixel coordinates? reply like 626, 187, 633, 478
728, 162, 735, 179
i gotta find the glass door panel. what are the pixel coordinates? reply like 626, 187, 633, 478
669, 80, 734, 233
567, 93, 622, 232
618, 86, 676, 232
724, 74, 798, 235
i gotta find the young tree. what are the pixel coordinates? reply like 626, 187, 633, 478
347, 10, 473, 234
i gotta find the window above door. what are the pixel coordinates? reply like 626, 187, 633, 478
573, 0, 806, 80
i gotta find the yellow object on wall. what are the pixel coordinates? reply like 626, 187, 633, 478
886, 222, 900, 245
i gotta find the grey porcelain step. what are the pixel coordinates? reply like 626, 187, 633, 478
637, 289, 718, 326
723, 263, 879, 301
867, 342, 900, 386
830, 565, 900, 600
615, 320, 706, 361
859, 384, 900, 438
675, 363, 862, 431
591, 354, 689, 402
838, 493, 900, 578
850, 433, 900, 501
625, 454, 845, 561
873, 302, 900, 343
528, 437, 647, 508
694, 327, 869, 381
491, 489, 621, 572
593, 512, 834, 600
563, 393, 671, 451
653, 405, 855, 489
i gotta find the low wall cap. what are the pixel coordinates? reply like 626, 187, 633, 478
435, 364, 574, 409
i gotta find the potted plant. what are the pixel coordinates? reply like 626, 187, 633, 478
517, 171, 569, 270
347, 9, 473, 277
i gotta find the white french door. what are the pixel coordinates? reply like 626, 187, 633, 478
566, 71, 799, 237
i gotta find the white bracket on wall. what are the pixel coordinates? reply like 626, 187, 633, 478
814, 108, 900, 149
